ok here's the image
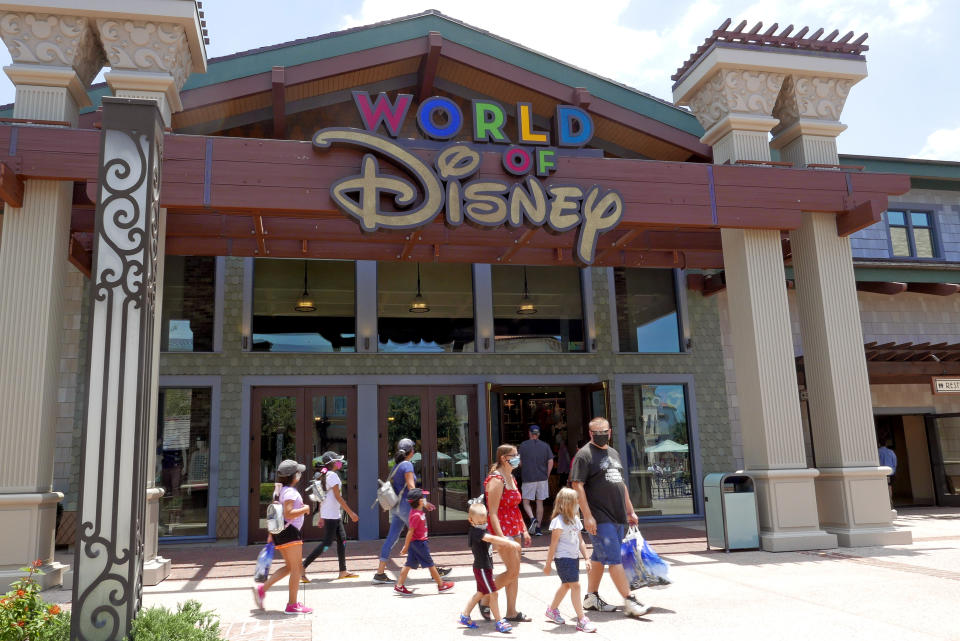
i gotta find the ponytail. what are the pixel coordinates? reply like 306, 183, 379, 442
320, 468, 329, 492
394, 448, 409, 465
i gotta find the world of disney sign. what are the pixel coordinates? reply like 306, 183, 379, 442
312, 91, 624, 265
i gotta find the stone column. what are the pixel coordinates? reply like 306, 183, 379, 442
98, 17, 196, 585
773, 75, 911, 546
0, 11, 105, 590
675, 67, 837, 551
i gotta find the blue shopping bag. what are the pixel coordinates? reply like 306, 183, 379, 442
254, 542, 274, 583
621, 526, 671, 589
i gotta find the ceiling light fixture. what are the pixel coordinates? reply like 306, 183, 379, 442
516, 265, 537, 315
294, 260, 316, 312
408, 263, 430, 313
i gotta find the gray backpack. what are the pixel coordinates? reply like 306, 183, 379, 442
371, 464, 401, 511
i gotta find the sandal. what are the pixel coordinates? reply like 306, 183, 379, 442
506, 611, 532, 623
479, 604, 492, 620
337, 572, 359, 579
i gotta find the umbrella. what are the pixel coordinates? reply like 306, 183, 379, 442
645, 439, 688, 454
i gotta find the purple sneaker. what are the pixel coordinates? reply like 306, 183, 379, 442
252, 584, 264, 610
284, 602, 313, 614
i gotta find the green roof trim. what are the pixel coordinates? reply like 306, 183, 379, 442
1, 12, 705, 135
839, 154, 960, 180
786, 266, 960, 283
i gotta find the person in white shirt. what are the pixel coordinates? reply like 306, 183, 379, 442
542, 487, 596, 632
302, 451, 359, 580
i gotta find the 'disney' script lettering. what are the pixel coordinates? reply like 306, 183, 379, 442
311, 128, 623, 264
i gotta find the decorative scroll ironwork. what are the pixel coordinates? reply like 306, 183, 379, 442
71, 98, 163, 641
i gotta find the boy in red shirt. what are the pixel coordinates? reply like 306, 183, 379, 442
395, 488, 455, 595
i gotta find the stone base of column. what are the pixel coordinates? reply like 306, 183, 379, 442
0, 492, 66, 591
816, 467, 913, 547
143, 487, 171, 586
747, 469, 839, 552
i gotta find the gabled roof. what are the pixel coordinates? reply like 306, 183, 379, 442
0, 10, 709, 159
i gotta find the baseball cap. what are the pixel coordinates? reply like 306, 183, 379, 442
397, 438, 416, 454
317, 451, 345, 467
528, 425, 540, 434
277, 459, 305, 476
407, 488, 430, 503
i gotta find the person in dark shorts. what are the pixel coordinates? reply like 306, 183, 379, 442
543, 487, 596, 632
458, 503, 520, 633
394, 488, 455, 595
253, 459, 313, 614
570, 417, 650, 619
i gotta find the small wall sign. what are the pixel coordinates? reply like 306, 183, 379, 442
312, 91, 624, 265
932, 377, 960, 394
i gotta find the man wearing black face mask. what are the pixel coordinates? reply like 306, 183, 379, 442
570, 417, 650, 619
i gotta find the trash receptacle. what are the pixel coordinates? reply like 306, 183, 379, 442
703, 473, 759, 552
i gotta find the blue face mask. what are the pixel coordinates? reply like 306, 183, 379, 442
509, 456, 521, 468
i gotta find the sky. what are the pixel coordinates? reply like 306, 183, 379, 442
1, 0, 957, 160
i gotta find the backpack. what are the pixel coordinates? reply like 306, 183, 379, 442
265, 498, 285, 534
371, 463, 402, 511
306, 472, 327, 506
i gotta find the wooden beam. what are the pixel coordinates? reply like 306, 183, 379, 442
498, 228, 537, 263
417, 32, 443, 99
857, 281, 908, 295
837, 198, 885, 236
68, 235, 91, 277
0, 161, 23, 207
271, 66, 286, 139
907, 282, 960, 296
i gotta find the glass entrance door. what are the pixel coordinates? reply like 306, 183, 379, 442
925, 414, 960, 507
249, 387, 357, 543
379, 386, 479, 536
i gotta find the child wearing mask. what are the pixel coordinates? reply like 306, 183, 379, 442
394, 488, 455, 595
253, 459, 312, 614
543, 487, 596, 632
302, 451, 359, 581
458, 503, 520, 633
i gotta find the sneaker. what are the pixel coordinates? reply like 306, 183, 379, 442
252, 584, 265, 610
545, 607, 565, 624
284, 602, 313, 614
577, 616, 597, 633
394, 584, 415, 595
527, 518, 538, 536
583, 592, 617, 612
372, 572, 394, 584
437, 566, 453, 577
623, 594, 650, 618
496, 618, 513, 633
458, 614, 478, 629
535, 528, 543, 537
438, 580, 455, 593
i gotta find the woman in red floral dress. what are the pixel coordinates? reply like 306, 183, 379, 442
482, 443, 532, 623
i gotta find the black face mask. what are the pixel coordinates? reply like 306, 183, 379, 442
592, 433, 610, 447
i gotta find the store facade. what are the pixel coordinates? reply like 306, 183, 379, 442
0, 4, 921, 608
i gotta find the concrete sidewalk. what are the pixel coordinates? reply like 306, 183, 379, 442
50, 508, 960, 640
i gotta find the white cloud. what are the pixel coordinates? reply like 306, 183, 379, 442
914, 126, 960, 161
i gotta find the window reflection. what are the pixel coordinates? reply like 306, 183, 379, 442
377, 262, 475, 352
253, 259, 356, 352
157, 388, 212, 537
491, 265, 585, 352
613, 268, 680, 353
622, 384, 693, 516
161, 256, 216, 352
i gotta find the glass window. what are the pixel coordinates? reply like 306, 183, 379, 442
931, 416, 960, 498
161, 256, 216, 352
622, 384, 694, 516
253, 259, 356, 352
613, 268, 681, 353
491, 265, 585, 352
377, 262, 474, 352
886, 210, 937, 259
157, 387, 212, 537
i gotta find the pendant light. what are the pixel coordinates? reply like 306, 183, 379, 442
516, 265, 537, 315
294, 260, 316, 312
408, 263, 430, 313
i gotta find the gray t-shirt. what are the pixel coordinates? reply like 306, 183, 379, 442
518, 438, 554, 483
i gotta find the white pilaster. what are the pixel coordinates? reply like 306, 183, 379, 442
776, 72, 910, 545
